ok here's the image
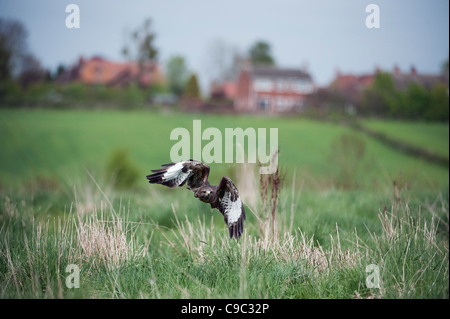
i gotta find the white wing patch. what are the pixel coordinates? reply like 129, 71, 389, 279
147, 160, 209, 190
222, 191, 243, 225
148, 162, 244, 239
162, 162, 190, 186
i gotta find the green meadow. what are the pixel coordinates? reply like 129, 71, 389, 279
362, 119, 449, 159
0, 109, 447, 188
0, 108, 448, 299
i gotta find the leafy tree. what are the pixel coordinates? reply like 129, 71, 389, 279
425, 83, 449, 121
166, 55, 189, 96
362, 72, 401, 116
404, 83, 430, 119
362, 70, 448, 121
248, 40, 275, 66
184, 73, 201, 99
373, 72, 396, 92
55, 64, 66, 78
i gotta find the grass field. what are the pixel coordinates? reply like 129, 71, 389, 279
362, 119, 449, 159
0, 109, 448, 189
0, 108, 448, 299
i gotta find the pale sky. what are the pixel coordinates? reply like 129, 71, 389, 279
1, 0, 448, 90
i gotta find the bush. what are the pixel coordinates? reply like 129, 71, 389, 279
0, 80, 167, 109
362, 72, 449, 121
426, 83, 449, 121
106, 148, 139, 190
183, 73, 201, 99
0, 80, 22, 106
331, 134, 366, 189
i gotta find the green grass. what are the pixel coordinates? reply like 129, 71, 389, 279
362, 119, 449, 159
0, 109, 448, 190
0, 108, 448, 299
0, 180, 448, 298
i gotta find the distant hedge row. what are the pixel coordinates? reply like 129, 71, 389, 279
0, 81, 169, 109
361, 72, 449, 122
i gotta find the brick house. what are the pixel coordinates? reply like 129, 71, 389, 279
389, 65, 448, 90
58, 56, 165, 87
328, 70, 376, 106
235, 65, 315, 113
210, 81, 237, 100
328, 65, 448, 107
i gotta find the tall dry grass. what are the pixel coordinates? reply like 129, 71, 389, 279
0, 180, 147, 298
163, 159, 360, 277
1, 168, 447, 298
160, 163, 448, 298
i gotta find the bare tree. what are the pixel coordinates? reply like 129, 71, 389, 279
0, 18, 28, 82
18, 54, 45, 88
205, 38, 244, 84
122, 18, 158, 86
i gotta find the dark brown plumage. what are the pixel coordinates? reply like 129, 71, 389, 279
146, 160, 246, 239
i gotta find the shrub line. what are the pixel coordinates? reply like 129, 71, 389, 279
351, 121, 449, 168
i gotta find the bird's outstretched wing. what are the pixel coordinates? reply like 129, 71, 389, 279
215, 176, 246, 239
146, 160, 210, 191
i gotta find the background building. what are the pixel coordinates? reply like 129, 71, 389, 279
58, 56, 165, 87
235, 65, 315, 114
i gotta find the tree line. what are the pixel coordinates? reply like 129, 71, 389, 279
1, 16, 447, 121
361, 71, 449, 121
0, 17, 277, 108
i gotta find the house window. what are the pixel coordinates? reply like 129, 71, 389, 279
296, 80, 313, 94
276, 79, 286, 92
274, 97, 296, 111
276, 97, 283, 109
254, 78, 272, 91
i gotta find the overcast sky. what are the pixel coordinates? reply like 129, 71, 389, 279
1, 0, 448, 90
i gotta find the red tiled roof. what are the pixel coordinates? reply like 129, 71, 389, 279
222, 82, 237, 99
59, 56, 165, 87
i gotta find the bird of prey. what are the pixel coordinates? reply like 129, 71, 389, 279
146, 160, 246, 239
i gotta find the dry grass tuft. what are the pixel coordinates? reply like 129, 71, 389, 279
258, 150, 285, 240
235, 161, 259, 209
165, 206, 359, 275
162, 150, 359, 274
74, 203, 146, 268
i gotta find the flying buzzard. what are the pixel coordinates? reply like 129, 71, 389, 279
146, 160, 246, 239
